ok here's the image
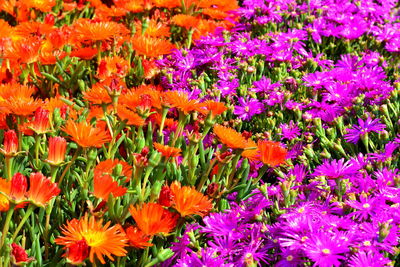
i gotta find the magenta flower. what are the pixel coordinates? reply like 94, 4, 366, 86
233, 97, 264, 121
344, 117, 386, 144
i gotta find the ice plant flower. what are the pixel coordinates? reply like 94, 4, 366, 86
257, 140, 288, 166
169, 181, 213, 217
11, 243, 34, 265
8, 173, 28, 204
64, 239, 89, 265
233, 97, 265, 121
29, 107, 50, 134
55, 214, 128, 264
125, 226, 153, 249
93, 173, 127, 201
62, 120, 111, 148
344, 117, 386, 144
0, 130, 18, 157
129, 203, 178, 236
45, 136, 67, 166
153, 142, 182, 158
26, 172, 60, 207
213, 124, 247, 150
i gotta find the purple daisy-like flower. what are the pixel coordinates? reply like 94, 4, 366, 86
313, 159, 359, 180
304, 231, 348, 267
347, 195, 383, 221
279, 121, 301, 141
234, 97, 265, 121
348, 251, 391, 267
344, 117, 386, 144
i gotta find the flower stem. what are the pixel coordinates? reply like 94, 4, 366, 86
0, 204, 15, 254
11, 205, 35, 242
58, 147, 81, 186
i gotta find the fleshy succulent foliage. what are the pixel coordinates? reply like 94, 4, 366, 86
0, 0, 399, 266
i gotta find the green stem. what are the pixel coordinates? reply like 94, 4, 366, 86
5, 156, 13, 181
58, 147, 81, 186
11, 205, 35, 242
0, 204, 15, 253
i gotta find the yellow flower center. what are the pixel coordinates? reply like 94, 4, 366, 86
82, 230, 106, 247
322, 248, 331, 254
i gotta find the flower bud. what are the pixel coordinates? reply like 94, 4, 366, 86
66, 240, 89, 265
1, 130, 18, 156
46, 136, 67, 166
158, 185, 172, 207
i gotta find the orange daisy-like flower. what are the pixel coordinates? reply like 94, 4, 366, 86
73, 19, 128, 42
172, 14, 200, 30
94, 159, 133, 180
129, 203, 178, 236
83, 83, 112, 105
162, 91, 202, 115
117, 105, 146, 127
125, 226, 153, 249
153, 142, 181, 158
241, 139, 259, 162
169, 181, 213, 217
26, 172, 60, 207
257, 140, 287, 167
93, 174, 127, 201
62, 120, 111, 148
213, 124, 247, 150
199, 100, 227, 118
20, 0, 56, 12
70, 47, 98, 60
0, 97, 43, 117
119, 85, 162, 111
2, 37, 42, 64
55, 214, 128, 264
131, 36, 175, 58
135, 19, 170, 38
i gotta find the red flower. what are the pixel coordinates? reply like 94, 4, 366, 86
0, 130, 18, 157
65, 240, 89, 265
11, 243, 33, 264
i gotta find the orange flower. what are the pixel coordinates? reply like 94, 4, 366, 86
199, 100, 227, 118
162, 91, 202, 115
172, 14, 200, 30
97, 56, 129, 80
46, 136, 67, 166
153, 142, 181, 158
119, 85, 162, 111
94, 159, 132, 180
131, 36, 175, 58
26, 172, 60, 207
70, 47, 98, 60
20, 0, 56, 12
213, 124, 247, 150
257, 140, 287, 167
55, 214, 128, 264
0, 97, 43, 117
241, 139, 259, 162
129, 203, 178, 236
135, 19, 170, 38
2, 37, 41, 64
169, 181, 213, 217
0, 130, 18, 157
93, 174, 127, 201
0, 178, 11, 211
83, 83, 112, 105
62, 120, 111, 148
29, 107, 50, 134
117, 105, 146, 127
73, 19, 128, 42
125, 226, 153, 249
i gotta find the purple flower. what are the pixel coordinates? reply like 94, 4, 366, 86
348, 251, 391, 267
344, 117, 386, 144
304, 231, 348, 267
234, 97, 265, 121
347, 195, 383, 221
279, 121, 301, 140
313, 159, 359, 180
